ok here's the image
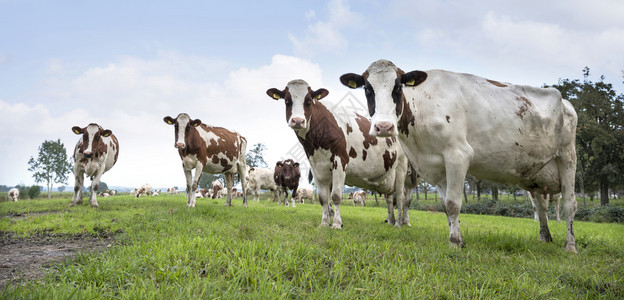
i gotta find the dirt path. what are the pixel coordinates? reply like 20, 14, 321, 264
0, 232, 112, 289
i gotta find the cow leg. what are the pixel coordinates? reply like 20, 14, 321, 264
316, 183, 332, 227
237, 163, 248, 208
184, 168, 194, 207
534, 192, 552, 243
403, 188, 412, 227
71, 169, 84, 206
291, 186, 298, 208
331, 169, 346, 229
528, 192, 539, 221
385, 194, 395, 226
444, 154, 470, 248
554, 194, 561, 223
394, 167, 407, 227
557, 151, 578, 253
224, 174, 234, 206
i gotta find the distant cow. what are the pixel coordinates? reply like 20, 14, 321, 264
341, 59, 578, 252
247, 167, 280, 202
167, 187, 180, 195
267, 80, 410, 228
164, 113, 248, 207
135, 184, 153, 198
352, 190, 366, 207
210, 180, 224, 199
296, 187, 315, 204
273, 159, 301, 207
70, 123, 119, 208
8, 188, 19, 202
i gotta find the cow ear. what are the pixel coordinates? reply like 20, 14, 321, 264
276, 161, 283, 167
266, 88, 284, 100
401, 70, 428, 87
191, 119, 202, 127
249, 167, 255, 172
311, 88, 329, 100
101, 130, 112, 137
340, 73, 365, 89
163, 116, 175, 125
72, 126, 83, 135
294, 162, 300, 168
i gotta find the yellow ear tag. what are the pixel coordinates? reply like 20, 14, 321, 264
405, 79, 416, 86
272, 94, 281, 99
315, 94, 322, 100
73, 129, 80, 134
167, 120, 173, 124
348, 80, 357, 88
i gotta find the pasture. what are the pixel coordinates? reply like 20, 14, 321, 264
1, 194, 623, 299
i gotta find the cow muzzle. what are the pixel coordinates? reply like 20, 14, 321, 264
175, 142, 185, 149
83, 151, 93, 158
374, 122, 395, 137
289, 117, 306, 129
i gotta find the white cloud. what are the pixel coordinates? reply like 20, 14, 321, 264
289, 0, 362, 57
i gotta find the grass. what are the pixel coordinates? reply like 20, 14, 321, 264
1, 194, 623, 299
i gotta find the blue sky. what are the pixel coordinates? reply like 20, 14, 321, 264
2, 0, 623, 189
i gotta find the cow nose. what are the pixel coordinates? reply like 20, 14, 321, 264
290, 117, 306, 128
84, 151, 93, 157
374, 122, 395, 136
175, 142, 185, 148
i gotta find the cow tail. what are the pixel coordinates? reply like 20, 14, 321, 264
308, 169, 313, 184
409, 163, 418, 185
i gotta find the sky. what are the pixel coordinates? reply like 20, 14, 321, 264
1, 0, 623, 190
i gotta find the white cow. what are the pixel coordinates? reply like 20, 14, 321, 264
167, 187, 180, 195
136, 184, 152, 198
296, 187, 315, 204
247, 167, 280, 202
341, 59, 578, 252
8, 188, 19, 202
71, 123, 119, 208
352, 190, 366, 207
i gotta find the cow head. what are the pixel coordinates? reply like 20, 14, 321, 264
277, 159, 300, 182
266, 79, 329, 133
163, 113, 202, 149
340, 59, 427, 137
72, 123, 112, 158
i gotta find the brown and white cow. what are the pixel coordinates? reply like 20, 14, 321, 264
273, 159, 301, 207
8, 188, 19, 202
164, 113, 247, 207
135, 184, 152, 198
70, 123, 119, 208
267, 80, 410, 228
296, 187, 315, 204
246, 167, 280, 202
210, 179, 224, 199
167, 187, 180, 195
341, 59, 578, 252
352, 190, 366, 207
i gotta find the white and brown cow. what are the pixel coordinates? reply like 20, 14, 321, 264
8, 188, 19, 202
267, 80, 410, 228
135, 184, 152, 198
246, 167, 280, 202
296, 187, 315, 204
341, 59, 578, 252
167, 187, 180, 195
70, 123, 119, 208
210, 179, 224, 199
164, 113, 247, 207
352, 190, 366, 207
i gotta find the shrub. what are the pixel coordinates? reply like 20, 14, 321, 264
27, 185, 41, 199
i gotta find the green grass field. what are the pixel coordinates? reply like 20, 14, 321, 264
1, 194, 623, 299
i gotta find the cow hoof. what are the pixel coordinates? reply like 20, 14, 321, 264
565, 242, 578, 254
449, 238, 466, 248
331, 224, 342, 230
91, 204, 99, 208
243, 203, 248, 208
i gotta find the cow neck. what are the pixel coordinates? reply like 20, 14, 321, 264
178, 124, 209, 167
296, 100, 349, 171
397, 94, 415, 137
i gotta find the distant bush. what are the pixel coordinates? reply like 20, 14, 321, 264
412, 199, 624, 223
27, 185, 41, 199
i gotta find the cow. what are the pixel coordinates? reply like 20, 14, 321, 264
167, 187, 180, 195
340, 59, 578, 252
135, 184, 152, 198
273, 159, 301, 207
70, 123, 119, 208
352, 190, 366, 207
247, 167, 280, 202
267, 79, 410, 229
296, 187, 315, 204
164, 113, 248, 207
195, 191, 204, 198
210, 179, 224, 199
528, 192, 561, 222
8, 188, 19, 202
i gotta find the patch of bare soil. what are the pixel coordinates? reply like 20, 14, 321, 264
0, 231, 115, 289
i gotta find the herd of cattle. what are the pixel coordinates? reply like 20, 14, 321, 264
13, 59, 581, 252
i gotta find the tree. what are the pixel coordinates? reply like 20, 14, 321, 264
58, 186, 66, 192
27, 139, 73, 199
27, 185, 41, 199
246, 143, 269, 169
547, 68, 624, 206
